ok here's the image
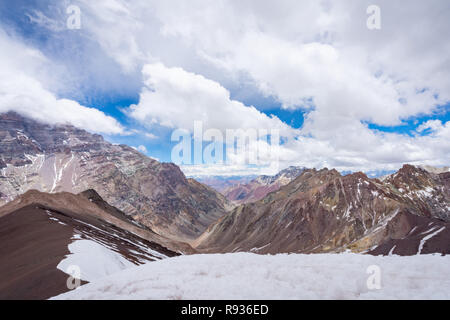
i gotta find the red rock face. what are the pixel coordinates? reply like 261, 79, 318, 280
0, 112, 229, 242
195, 176, 257, 193
223, 166, 306, 204
195, 166, 450, 256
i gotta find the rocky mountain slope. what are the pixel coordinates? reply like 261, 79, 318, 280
0, 112, 229, 241
0, 189, 181, 300
195, 175, 257, 193
195, 165, 449, 256
223, 166, 306, 204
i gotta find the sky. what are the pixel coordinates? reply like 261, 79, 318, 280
0, 0, 449, 177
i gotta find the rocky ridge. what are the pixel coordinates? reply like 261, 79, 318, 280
0, 188, 182, 299
195, 166, 450, 256
0, 112, 229, 242
223, 166, 306, 204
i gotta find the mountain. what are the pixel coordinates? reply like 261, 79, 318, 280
195, 165, 449, 256
0, 112, 229, 242
0, 189, 183, 300
223, 166, 306, 204
194, 175, 257, 193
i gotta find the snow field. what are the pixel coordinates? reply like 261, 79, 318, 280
53, 252, 450, 300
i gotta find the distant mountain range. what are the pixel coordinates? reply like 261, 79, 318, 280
195, 165, 449, 256
0, 112, 449, 300
222, 166, 306, 204
195, 175, 257, 193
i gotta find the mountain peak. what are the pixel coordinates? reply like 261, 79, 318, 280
345, 171, 369, 180
224, 166, 307, 204
197, 164, 450, 256
399, 164, 425, 174
0, 112, 228, 241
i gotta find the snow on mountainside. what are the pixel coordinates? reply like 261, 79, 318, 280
57, 238, 146, 282
223, 166, 306, 204
0, 112, 229, 241
52, 253, 450, 300
0, 189, 180, 300
195, 166, 450, 256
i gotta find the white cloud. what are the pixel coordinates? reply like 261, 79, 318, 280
144, 132, 158, 139
417, 120, 450, 137
148, 1, 448, 122
181, 163, 280, 178
0, 29, 124, 135
132, 145, 148, 154
118, 0, 449, 171
77, 0, 148, 73
5, 1, 449, 172
127, 63, 293, 135
25, 10, 66, 32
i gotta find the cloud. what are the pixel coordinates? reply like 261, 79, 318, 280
150, 0, 449, 121
76, 0, 148, 73
417, 120, 449, 137
144, 132, 158, 139
132, 145, 148, 154
121, 0, 449, 172
0, 29, 124, 135
181, 163, 281, 178
126, 63, 294, 135
26, 9, 66, 32
3, 1, 449, 173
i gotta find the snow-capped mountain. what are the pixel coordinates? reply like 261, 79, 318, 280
223, 166, 306, 204
195, 165, 449, 256
0, 189, 182, 300
0, 112, 229, 241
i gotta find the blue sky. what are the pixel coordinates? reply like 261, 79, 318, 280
0, 1, 449, 176
0, 0, 311, 163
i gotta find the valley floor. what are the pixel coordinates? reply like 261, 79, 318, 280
52, 252, 450, 300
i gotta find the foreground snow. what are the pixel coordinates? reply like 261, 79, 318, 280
52, 253, 450, 300
57, 238, 136, 282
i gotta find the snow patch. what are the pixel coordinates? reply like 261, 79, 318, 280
417, 187, 434, 199
417, 227, 446, 254
57, 239, 136, 282
52, 253, 450, 300
250, 243, 271, 252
